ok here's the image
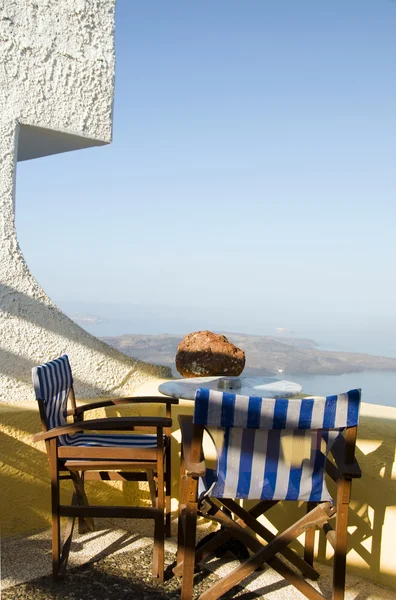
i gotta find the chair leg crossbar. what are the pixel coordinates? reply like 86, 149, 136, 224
52, 467, 167, 582
175, 494, 337, 600
70, 472, 95, 534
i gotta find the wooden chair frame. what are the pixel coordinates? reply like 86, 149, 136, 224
33, 390, 177, 582
175, 415, 361, 600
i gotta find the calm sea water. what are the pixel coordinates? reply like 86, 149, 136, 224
167, 367, 396, 408
285, 371, 396, 407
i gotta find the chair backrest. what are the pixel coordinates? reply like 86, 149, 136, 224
193, 388, 361, 502
32, 355, 74, 431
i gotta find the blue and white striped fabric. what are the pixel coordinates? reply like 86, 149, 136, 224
32, 355, 157, 449
32, 355, 73, 430
194, 388, 361, 502
61, 432, 157, 448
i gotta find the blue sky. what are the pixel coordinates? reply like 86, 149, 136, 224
16, 0, 396, 334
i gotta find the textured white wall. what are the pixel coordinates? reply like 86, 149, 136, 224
0, 0, 170, 403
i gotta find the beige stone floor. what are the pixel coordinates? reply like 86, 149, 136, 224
2, 521, 395, 599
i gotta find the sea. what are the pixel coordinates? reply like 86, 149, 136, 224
274, 371, 396, 408
61, 302, 396, 409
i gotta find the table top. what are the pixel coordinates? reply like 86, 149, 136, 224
158, 376, 302, 401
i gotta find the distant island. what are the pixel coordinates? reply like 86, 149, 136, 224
100, 332, 396, 377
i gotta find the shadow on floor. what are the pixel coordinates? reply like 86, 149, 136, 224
1, 544, 257, 600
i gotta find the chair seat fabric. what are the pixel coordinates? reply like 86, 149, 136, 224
206, 429, 334, 501
60, 432, 159, 448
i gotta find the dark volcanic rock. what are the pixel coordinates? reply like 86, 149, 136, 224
175, 330, 245, 378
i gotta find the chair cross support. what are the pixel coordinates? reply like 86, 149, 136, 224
197, 502, 336, 600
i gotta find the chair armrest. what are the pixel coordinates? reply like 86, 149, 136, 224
329, 434, 362, 479
33, 416, 172, 442
178, 414, 206, 478
67, 395, 179, 417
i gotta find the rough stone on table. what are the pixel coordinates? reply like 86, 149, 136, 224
175, 330, 245, 378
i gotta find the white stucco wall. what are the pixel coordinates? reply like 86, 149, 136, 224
0, 0, 170, 403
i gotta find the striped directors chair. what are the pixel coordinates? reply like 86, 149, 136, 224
175, 387, 361, 600
32, 355, 177, 581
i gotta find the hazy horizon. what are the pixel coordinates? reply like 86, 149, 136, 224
59, 298, 396, 407
58, 298, 396, 359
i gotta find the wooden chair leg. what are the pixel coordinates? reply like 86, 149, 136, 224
165, 443, 172, 537
147, 469, 157, 506
304, 501, 317, 567
153, 440, 165, 582
49, 440, 60, 579
153, 512, 165, 583
59, 494, 77, 574
77, 472, 86, 534
181, 476, 198, 600
71, 472, 95, 533
332, 478, 351, 600
177, 451, 187, 566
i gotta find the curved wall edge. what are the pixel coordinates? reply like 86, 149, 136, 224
0, 1, 171, 404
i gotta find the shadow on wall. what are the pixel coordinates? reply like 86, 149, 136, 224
0, 282, 172, 398
0, 346, 128, 400
0, 284, 171, 535
332, 414, 396, 590
0, 401, 160, 536
0, 279, 173, 534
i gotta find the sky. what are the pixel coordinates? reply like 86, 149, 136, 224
15, 0, 396, 341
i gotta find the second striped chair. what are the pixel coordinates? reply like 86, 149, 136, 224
175, 387, 361, 600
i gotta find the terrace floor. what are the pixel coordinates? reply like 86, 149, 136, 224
2, 521, 395, 600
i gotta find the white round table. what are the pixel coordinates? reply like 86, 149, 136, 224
158, 376, 302, 400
